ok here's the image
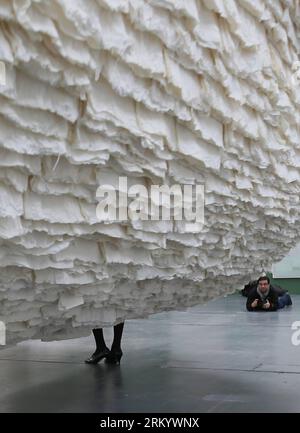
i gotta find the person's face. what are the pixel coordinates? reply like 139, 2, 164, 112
258, 279, 269, 294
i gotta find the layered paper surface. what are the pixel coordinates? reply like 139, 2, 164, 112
1, 0, 300, 344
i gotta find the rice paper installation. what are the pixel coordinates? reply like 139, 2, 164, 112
1, 0, 300, 345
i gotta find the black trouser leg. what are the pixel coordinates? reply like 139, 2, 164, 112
111, 322, 124, 350
92, 328, 107, 352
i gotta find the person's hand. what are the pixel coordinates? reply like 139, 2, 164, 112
262, 300, 270, 309
251, 299, 259, 308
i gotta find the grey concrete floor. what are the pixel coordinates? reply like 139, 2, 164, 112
1, 294, 300, 413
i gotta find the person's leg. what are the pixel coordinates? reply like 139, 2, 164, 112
92, 328, 109, 353
278, 293, 292, 309
85, 328, 110, 364
105, 322, 125, 364
277, 296, 285, 309
284, 293, 292, 306
111, 322, 124, 350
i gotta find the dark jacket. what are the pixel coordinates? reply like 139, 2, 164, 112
246, 286, 278, 311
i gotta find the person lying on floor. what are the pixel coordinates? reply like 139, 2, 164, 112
246, 276, 292, 311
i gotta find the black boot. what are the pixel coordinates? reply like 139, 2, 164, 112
85, 328, 110, 364
105, 322, 124, 365
105, 348, 123, 365
85, 347, 110, 364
